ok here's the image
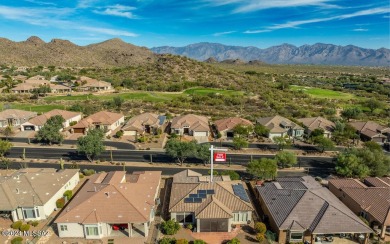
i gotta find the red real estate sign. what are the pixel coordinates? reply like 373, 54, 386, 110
214, 152, 226, 162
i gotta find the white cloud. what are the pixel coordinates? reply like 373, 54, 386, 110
77, 0, 99, 8
93, 4, 137, 19
244, 7, 389, 33
213, 31, 236, 36
23, 0, 56, 6
78, 26, 138, 37
353, 28, 368, 31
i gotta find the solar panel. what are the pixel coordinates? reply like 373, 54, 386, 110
232, 184, 250, 202
206, 190, 215, 194
193, 198, 202, 203
198, 190, 207, 194
184, 198, 193, 203
189, 194, 198, 198
198, 193, 207, 199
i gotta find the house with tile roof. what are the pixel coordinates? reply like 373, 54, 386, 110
0, 168, 79, 222
55, 171, 161, 239
21, 109, 82, 131
121, 113, 166, 136
71, 111, 124, 134
255, 176, 372, 244
214, 117, 253, 139
170, 114, 210, 140
328, 177, 390, 240
0, 109, 37, 128
169, 169, 253, 233
349, 121, 390, 143
75, 76, 112, 92
297, 116, 335, 138
256, 115, 304, 140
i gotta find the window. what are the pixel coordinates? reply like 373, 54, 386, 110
60, 225, 68, 231
23, 207, 40, 219
233, 212, 248, 223
85, 226, 99, 236
176, 213, 193, 224
290, 232, 303, 242
233, 213, 239, 222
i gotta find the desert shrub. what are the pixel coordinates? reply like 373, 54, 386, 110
11, 237, 23, 244
63, 190, 73, 200
256, 233, 265, 243
11, 221, 22, 229
79, 173, 84, 179
31, 221, 39, 227
159, 237, 176, 244
69, 121, 77, 126
176, 239, 188, 244
19, 224, 30, 231
82, 169, 95, 176
116, 130, 124, 138
227, 238, 240, 244
193, 240, 207, 244
56, 198, 65, 208
161, 219, 180, 235
254, 222, 267, 234
186, 223, 193, 230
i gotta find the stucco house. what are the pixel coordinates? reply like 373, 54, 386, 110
214, 117, 253, 139
21, 109, 82, 131
349, 121, 390, 143
121, 113, 166, 136
256, 115, 304, 140
297, 116, 335, 138
71, 111, 124, 135
55, 171, 161, 239
170, 114, 210, 138
0, 109, 37, 128
75, 76, 112, 92
169, 170, 253, 232
255, 176, 372, 244
0, 168, 79, 222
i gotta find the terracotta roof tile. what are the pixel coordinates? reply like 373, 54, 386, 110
214, 117, 253, 132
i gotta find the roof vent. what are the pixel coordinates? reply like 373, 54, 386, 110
16, 188, 19, 194
105, 192, 110, 197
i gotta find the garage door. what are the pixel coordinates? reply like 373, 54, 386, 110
123, 130, 137, 136
194, 131, 208, 137
73, 128, 85, 134
199, 219, 228, 232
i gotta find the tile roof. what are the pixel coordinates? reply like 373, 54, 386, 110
364, 177, 390, 187
328, 178, 367, 189
256, 176, 372, 234
349, 121, 390, 138
0, 109, 37, 121
77, 76, 111, 88
55, 171, 161, 224
122, 113, 165, 133
27, 109, 81, 126
297, 117, 335, 133
256, 115, 303, 133
214, 117, 253, 132
169, 170, 252, 219
72, 111, 124, 129
171, 114, 209, 132
0, 169, 79, 210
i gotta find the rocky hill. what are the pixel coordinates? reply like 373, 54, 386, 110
0, 36, 155, 67
152, 42, 390, 66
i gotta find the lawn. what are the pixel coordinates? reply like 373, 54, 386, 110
290, 85, 355, 100
0, 103, 66, 113
183, 87, 244, 96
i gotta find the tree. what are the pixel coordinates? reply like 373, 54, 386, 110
35, 115, 65, 145
273, 136, 292, 150
247, 158, 277, 180
365, 98, 383, 113
233, 136, 248, 150
31, 85, 51, 99
220, 170, 240, 180
195, 143, 210, 166
332, 122, 359, 146
335, 150, 370, 178
161, 219, 180, 235
165, 139, 197, 165
233, 124, 252, 138
275, 151, 297, 168
2, 126, 14, 139
313, 136, 335, 153
363, 141, 382, 151
77, 128, 105, 162
310, 128, 324, 138
254, 124, 270, 138
341, 107, 362, 121
113, 96, 124, 110
0, 140, 12, 157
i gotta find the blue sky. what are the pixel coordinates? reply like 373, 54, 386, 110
0, 0, 389, 49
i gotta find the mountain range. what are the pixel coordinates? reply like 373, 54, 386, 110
151, 42, 390, 66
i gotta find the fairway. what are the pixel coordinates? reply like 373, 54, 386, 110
0, 103, 66, 113
183, 87, 244, 96
290, 85, 355, 100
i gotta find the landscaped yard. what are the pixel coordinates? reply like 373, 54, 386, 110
290, 85, 356, 100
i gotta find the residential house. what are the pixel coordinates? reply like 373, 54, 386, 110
328, 177, 390, 240
121, 113, 166, 136
55, 171, 161, 239
11, 83, 36, 93
0, 168, 79, 222
50, 84, 71, 93
256, 115, 304, 140
75, 76, 112, 92
12, 75, 27, 82
71, 111, 124, 134
0, 109, 37, 128
171, 114, 210, 138
349, 121, 390, 143
297, 116, 335, 138
255, 176, 372, 244
214, 117, 253, 139
169, 170, 253, 232
11, 77, 71, 94
21, 109, 82, 131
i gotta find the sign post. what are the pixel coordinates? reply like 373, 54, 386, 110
209, 145, 228, 182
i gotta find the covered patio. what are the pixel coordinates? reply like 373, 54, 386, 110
108, 222, 149, 238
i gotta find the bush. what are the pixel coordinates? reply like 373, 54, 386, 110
63, 190, 73, 200
11, 237, 23, 244
79, 173, 84, 179
256, 233, 265, 243
31, 221, 39, 227
83, 169, 95, 176
254, 222, 267, 234
56, 198, 65, 208
159, 237, 176, 244
265, 230, 276, 242
227, 238, 240, 244
194, 240, 207, 244
69, 121, 77, 126
161, 219, 180, 235
20, 224, 30, 231
186, 223, 193, 230
11, 221, 22, 229
176, 239, 188, 244
116, 130, 124, 138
